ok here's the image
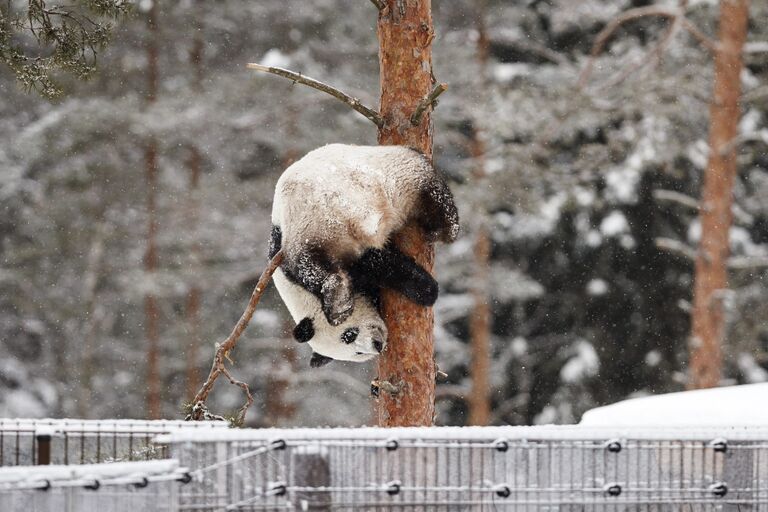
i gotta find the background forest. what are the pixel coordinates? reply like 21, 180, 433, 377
1, 0, 767, 427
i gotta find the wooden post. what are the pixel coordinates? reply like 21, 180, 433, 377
36, 434, 51, 465
290, 447, 331, 511
689, 0, 749, 389
376, 0, 437, 427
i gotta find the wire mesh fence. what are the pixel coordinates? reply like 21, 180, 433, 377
0, 419, 228, 467
162, 426, 768, 511
0, 459, 185, 512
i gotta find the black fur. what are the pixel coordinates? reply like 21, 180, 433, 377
350, 244, 439, 306
293, 317, 315, 343
275, 236, 354, 326
310, 352, 334, 368
418, 175, 460, 244
268, 225, 282, 259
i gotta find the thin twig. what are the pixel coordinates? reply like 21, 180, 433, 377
246, 63, 383, 127
187, 250, 284, 423
680, 18, 717, 53
410, 82, 448, 125
369, 0, 386, 11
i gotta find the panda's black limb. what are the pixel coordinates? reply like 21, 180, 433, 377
418, 172, 460, 244
276, 237, 355, 326
351, 244, 438, 307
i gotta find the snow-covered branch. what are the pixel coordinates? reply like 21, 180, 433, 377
246, 64, 384, 128
655, 237, 697, 261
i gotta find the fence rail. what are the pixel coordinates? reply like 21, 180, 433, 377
0, 419, 228, 467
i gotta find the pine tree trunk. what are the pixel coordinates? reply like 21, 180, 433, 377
184, 19, 204, 402
689, 0, 749, 390
376, 0, 437, 427
144, 1, 161, 419
468, 0, 492, 427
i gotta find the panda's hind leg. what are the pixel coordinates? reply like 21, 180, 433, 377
284, 249, 355, 326
417, 173, 459, 244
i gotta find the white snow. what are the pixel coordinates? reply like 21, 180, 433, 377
259, 49, 292, 68
580, 383, 768, 427
600, 211, 629, 237
737, 353, 768, 384
560, 340, 600, 383
0, 418, 228, 434
0, 460, 179, 484
586, 278, 608, 296
644, 350, 662, 367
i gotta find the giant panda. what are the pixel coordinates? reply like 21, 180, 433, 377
269, 143, 459, 366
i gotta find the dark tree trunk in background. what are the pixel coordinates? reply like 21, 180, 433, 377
468, 0, 492, 427
376, 0, 437, 427
184, 16, 203, 402
144, 0, 161, 419
689, 0, 749, 389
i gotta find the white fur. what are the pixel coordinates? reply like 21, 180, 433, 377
273, 268, 386, 362
272, 143, 432, 264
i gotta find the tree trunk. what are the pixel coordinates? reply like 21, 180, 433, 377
376, 0, 437, 427
468, 0, 492, 427
144, 1, 161, 419
184, 17, 203, 402
689, 0, 749, 390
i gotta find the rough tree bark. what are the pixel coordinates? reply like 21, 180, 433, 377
376, 0, 438, 427
184, 15, 203, 401
467, 0, 492, 427
689, 0, 750, 389
144, 0, 161, 419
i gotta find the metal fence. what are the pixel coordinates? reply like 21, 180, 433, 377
161, 425, 768, 511
0, 418, 228, 466
0, 459, 186, 512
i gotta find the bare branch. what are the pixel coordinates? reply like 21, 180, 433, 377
653, 189, 700, 210
410, 82, 448, 125
369, 0, 386, 11
680, 18, 717, 53
247, 63, 383, 128
187, 249, 284, 424
578, 5, 678, 88
719, 129, 768, 156
656, 237, 697, 261
728, 256, 768, 270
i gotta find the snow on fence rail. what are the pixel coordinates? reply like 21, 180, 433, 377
0, 418, 228, 467
162, 425, 768, 511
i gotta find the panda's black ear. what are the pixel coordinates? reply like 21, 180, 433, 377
293, 317, 314, 343
310, 352, 334, 368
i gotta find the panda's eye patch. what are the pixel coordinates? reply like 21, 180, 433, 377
341, 327, 359, 344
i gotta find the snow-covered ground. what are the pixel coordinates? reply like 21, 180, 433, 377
581, 383, 768, 427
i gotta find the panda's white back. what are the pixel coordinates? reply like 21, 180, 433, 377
271, 144, 431, 262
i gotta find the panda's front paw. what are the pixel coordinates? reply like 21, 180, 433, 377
321, 272, 354, 326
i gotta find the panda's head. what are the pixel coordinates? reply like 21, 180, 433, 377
293, 294, 388, 366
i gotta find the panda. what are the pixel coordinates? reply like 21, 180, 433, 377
269, 143, 459, 366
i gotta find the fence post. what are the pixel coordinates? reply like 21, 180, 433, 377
36, 433, 51, 465
290, 446, 331, 511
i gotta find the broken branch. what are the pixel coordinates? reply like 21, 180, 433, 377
247, 63, 383, 128
369, 0, 386, 11
187, 249, 284, 424
410, 82, 448, 125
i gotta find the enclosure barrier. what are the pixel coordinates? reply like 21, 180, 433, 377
0, 418, 228, 467
0, 459, 187, 512
2, 423, 768, 511
159, 425, 768, 511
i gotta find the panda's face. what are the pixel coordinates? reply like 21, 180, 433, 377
293, 295, 388, 365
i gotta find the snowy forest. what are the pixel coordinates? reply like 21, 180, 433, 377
1, 0, 768, 428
